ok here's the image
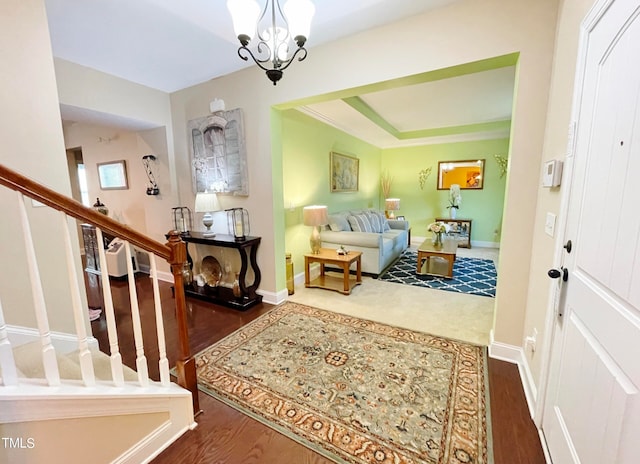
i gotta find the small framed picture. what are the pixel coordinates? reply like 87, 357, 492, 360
397, 216, 406, 221
97, 160, 129, 190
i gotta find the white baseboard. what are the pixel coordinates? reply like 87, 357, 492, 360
7, 325, 99, 353
258, 288, 287, 305
153, 270, 174, 283
472, 240, 500, 248
488, 339, 537, 419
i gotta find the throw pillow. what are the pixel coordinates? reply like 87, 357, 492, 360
370, 210, 390, 231
328, 214, 350, 232
347, 214, 373, 233
365, 211, 382, 233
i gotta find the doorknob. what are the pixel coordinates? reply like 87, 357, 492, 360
548, 267, 568, 282
564, 240, 572, 253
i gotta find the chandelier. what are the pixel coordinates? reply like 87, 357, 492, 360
227, 0, 315, 85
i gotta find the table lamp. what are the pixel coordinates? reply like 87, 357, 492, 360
385, 198, 400, 219
303, 205, 328, 254
195, 192, 221, 237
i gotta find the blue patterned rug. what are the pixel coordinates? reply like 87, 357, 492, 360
380, 249, 497, 297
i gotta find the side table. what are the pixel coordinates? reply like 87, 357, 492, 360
304, 248, 362, 295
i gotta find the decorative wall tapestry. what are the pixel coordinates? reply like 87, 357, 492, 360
188, 108, 248, 195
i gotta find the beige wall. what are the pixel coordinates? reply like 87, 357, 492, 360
0, 0, 79, 332
62, 123, 175, 273
170, 0, 560, 333
523, 0, 596, 392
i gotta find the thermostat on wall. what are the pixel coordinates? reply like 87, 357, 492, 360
543, 159, 563, 187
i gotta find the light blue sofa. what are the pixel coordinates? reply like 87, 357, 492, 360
319, 209, 409, 277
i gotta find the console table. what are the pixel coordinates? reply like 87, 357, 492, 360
435, 218, 472, 248
181, 232, 262, 311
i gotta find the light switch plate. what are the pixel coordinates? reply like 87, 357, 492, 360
545, 212, 556, 237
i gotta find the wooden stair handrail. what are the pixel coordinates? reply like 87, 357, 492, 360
0, 163, 199, 414
0, 163, 170, 259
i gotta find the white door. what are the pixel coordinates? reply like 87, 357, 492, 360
541, 1, 640, 463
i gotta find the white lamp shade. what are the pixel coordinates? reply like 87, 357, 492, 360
303, 205, 328, 226
227, 0, 261, 40
284, 0, 315, 40
195, 192, 221, 213
385, 198, 400, 211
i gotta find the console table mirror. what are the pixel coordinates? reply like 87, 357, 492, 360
435, 218, 472, 248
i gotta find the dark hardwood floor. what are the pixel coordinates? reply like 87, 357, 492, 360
87, 273, 546, 464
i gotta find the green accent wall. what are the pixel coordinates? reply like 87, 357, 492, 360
381, 139, 510, 244
280, 109, 509, 277
281, 109, 382, 274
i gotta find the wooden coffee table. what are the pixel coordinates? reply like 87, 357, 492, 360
304, 248, 362, 295
416, 239, 458, 278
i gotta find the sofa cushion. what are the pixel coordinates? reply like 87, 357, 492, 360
369, 210, 390, 231
365, 211, 383, 233
328, 213, 351, 232
381, 236, 394, 256
348, 214, 373, 233
383, 229, 407, 248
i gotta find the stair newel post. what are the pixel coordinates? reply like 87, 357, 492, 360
166, 231, 200, 414
59, 211, 95, 386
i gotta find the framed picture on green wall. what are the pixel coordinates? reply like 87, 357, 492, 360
330, 152, 359, 192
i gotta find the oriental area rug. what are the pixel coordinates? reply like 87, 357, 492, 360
380, 251, 497, 298
195, 302, 493, 464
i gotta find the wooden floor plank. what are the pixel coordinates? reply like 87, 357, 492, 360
86, 273, 546, 463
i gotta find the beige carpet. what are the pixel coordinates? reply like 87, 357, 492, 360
289, 246, 497, 346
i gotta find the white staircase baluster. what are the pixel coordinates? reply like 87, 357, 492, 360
16, 192, 60, 386
95, 228, 125, 386
150, 255, 170, 387
0, 297, 18, 386
125, 241, 149, 387
60, 212, 95, 386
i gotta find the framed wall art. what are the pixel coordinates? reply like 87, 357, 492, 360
97, 160, 128, 190
330, 152, 359, 193
437, 159, 485, 190
188, 108, 249, 196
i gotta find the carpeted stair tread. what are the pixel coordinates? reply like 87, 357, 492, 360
11, 341, 138, 382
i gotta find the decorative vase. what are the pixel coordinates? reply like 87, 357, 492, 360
433, 232, 443, 246
181, 262, 193, 286
93, 198, 108, 216
449, 207, 457, 219
285, 253, 295, 295
232, 273, 242, 298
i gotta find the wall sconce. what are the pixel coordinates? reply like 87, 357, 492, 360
142, 155, 159, 195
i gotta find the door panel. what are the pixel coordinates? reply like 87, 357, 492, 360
542, 1, 640, 463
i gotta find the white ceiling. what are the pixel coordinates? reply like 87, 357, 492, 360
46, 0, 515, 147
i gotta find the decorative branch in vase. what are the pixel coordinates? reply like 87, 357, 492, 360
380, 170, 393, 200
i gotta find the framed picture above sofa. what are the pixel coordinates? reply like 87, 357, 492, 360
330, 152, 359, 192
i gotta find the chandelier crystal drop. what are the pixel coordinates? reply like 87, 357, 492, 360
227, 0, 315, 85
